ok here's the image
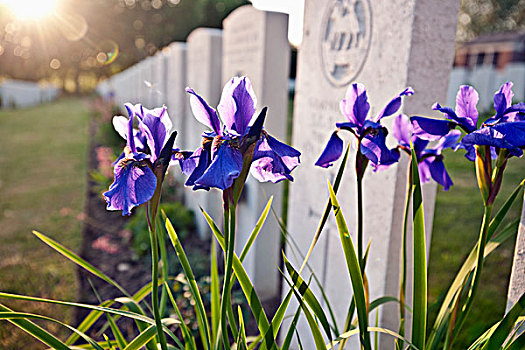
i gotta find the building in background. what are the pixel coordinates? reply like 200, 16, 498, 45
447, 32, 525, 110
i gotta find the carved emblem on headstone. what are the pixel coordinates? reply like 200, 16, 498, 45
320, 0, 372, 86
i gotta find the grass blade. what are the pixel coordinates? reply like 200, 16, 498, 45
281, 303, 302, 350
0, 292, 166, 327
505, 330, 525, 350
0, 311, 104, 350
328, 181, 371, 350
283, 253, 333, 342
0, 303, 69, 350
239, 196, 273, 262
236, 306, 248, 350
487, 179, 525, 239
33, 230, 130, 297
200, 208, 275, 350
211, 237, 220, 343
427, 218, 519, 349
164, 281, 197, 350
481, 293, 525, 350
282, 274, 327, 349
327, 327, 420, 350
299, 144, 350, 273
165, 217, 211, 350
410, 145, 427, 350
124, 325, 157, 350
65, 299, 114, 345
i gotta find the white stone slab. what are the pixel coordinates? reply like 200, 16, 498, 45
283, 0, 459, 348
184, 28, 223, 238
0, 79, 44, 109
221, 5, 290, 301
164, 42, 187, 148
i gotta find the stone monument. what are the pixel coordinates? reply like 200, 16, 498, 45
222, 5, 291, 301
284, 0, 459, 348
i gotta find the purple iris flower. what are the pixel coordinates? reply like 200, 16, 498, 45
315, 83, 413, 168
113, 103, 174, 163
412, 82, 525, 161
104, 103, 177, 215
393, 114, 461, 190
183, 76, 301, 191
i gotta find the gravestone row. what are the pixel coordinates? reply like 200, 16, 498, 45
97, 2, 524, 349
0, 79, 59, 109
99, 5, 290, 303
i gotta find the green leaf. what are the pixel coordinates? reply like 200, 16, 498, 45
410, 144, 427, 350
283, 253, 333, 342
211, 237, 220, 343
115, 297, 157, 350
487, 179, 524, 239
427, 218, 519, 349
107, 311, 128, 349
327, 326, 420, 349
328, 181, 371, 350
33, 230, 130, 297
298, 145, 350, 274
65, 299, 114, 345
201, 208, 275, 350
165, 217, 211, 350
124, 325, 157, 350
505, 329, 525, 350
239, 196, 273, 262
0, 292, 164, 326
164, 281, 197, 350
481, 293, 525, 350
236, 306, 248, 350
0, 303, 70, 350
282, 274, 327, 350
281, 303, 302, 350
0, 311, 104, 350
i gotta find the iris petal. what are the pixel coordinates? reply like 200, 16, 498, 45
376, 87, 414, 121
251, 134, 301, 183
195, 144, 243, 190
315, 132, 344, 168
411, 116, 455, 140
494, 82, 514, 117
454, 85, 479, 131
360, 128, 400, 167
340, 83, 369, 127
186, 88, 221, 134
218, 76, 257, 135
461, 121, 525, 159
104, 156, 157, 216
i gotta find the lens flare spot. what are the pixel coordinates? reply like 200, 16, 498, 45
97, 40, 119, 65
50, 58, 61, 69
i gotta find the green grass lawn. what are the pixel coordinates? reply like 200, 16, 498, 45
428, 146, 524, 348
0, 98, 90, 349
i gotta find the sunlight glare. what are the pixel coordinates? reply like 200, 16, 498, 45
1, 0, 58, 21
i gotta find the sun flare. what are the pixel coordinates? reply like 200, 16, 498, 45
1, 0, 58, 21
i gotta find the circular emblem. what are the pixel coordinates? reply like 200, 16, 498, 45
320, 0, 372, 87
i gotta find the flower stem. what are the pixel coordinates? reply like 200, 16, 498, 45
449, 203, 493, 347
397, 161, 413, 349
146, 204, 169, 350
219, 195, 236, 349
355, 147, 368, 272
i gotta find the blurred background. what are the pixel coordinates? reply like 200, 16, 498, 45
0, 0, 523, 92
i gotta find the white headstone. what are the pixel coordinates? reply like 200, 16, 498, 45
222, 5, 290, 300
184, 28, 223, 238
164, 42, 187, 147
284, 0, 459, 348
